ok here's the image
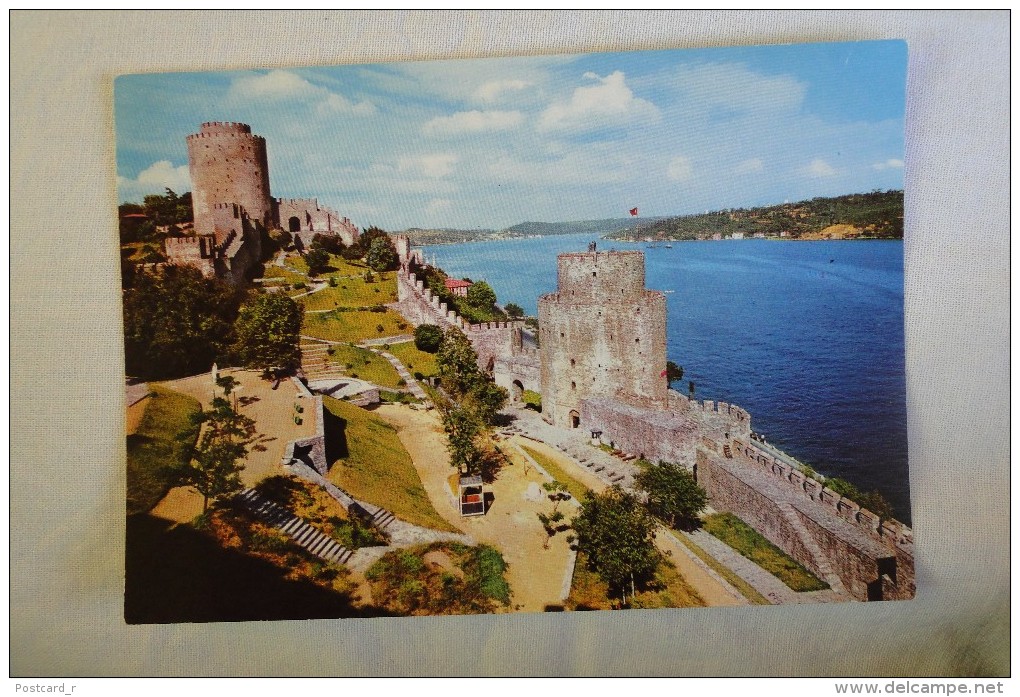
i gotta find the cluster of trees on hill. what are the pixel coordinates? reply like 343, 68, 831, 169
609, 190, 904, 241
119, 188, 193, 244
123, 265, 304, 381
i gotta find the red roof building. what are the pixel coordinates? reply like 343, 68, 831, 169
444, 278, 473, 297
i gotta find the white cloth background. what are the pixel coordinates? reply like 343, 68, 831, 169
10, 10, 1009, 676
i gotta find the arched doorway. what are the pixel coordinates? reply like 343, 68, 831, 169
512, 380, 524, 402
568, 409, 580, 429
288, 216, 301, 232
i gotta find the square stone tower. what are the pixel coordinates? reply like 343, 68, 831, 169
538, 248, 668, 429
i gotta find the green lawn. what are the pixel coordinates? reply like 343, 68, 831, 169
300, 272, 398, 311
702, 512, 829, 592
322, 396, 457, 532
519, 444, 591, 503
126, 385, 202, 515
386, 342, 438, 378
324, 344, 403, 388
667, 530, 771, 605
302, 309, 409, 343
289, 253, 369, 277
261, 265, 308, 285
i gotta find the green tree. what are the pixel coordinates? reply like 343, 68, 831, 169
232, 292, 304, 373
175, 397, 257, 512
665, 361, 684, 385
414, 324, 443, 353
504, 303, 524, 319
304, 246, 330, 276
634, 461, 707, 530
442, 404, 483, 473
366, 236, 399, 272
465, 280, 497, 311
572, 486, 660, 604
123, 265, 246, 379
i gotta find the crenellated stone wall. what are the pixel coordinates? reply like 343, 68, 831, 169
696, 441, 914, 601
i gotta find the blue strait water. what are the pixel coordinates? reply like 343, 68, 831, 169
419, 233, 910, 523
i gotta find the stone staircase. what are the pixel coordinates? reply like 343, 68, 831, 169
299, 338, 348, 382
235, 488, 354, 565
776, 501, 848, 596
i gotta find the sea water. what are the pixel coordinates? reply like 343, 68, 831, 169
418, 233, 910, 523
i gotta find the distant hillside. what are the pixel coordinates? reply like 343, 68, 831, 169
605, 190, 904, 242
399, 217, 663, 245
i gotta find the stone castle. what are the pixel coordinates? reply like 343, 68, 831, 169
395, 242, 914, 602
166, 122, 359, 282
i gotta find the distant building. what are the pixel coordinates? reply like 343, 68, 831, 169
731, 232, 745, 240
444, 278, 473, 297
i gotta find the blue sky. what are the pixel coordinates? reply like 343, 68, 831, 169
115, 40, 906, 230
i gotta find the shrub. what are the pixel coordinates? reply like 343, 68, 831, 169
414, 324, 443, 353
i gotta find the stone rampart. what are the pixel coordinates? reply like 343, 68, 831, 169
281, 395, 328, 476
581, 398, 702, 464
696, 443, 914, 601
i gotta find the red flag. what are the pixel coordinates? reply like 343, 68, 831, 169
629, 207, 639, 216
660, 368, 668, 378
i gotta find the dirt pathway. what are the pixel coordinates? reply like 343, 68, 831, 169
149, 369, 317, 524
506, 436, 745, 607
374, 404, 574, 612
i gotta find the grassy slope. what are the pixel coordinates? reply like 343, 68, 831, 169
703, 512, 829, 592
667, 530, 771, 605
323, 344, 403, 388
126, 385, 202, 515
386, 342, 439, 378
300, 273, 398, 311
302, 308, 408, 343
322, 396, 457, 532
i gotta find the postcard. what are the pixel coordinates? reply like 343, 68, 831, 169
118, 40, 911, 623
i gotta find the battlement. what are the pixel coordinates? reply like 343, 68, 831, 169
727, 438, 914, 554
554, 249, 648, 299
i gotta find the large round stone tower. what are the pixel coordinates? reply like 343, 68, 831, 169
538, 248, 668, 429
186, 121, 272, 238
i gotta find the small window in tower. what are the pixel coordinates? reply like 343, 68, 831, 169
570, 359, 575, 367
635, 338, 640, 343
560, 332, 564, 338
571, 381, 576, 390
592, 272, 597, 277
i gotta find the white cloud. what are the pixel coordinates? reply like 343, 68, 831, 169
227, 70, 375, 115
422, 110, 523, 137
735, 158, 764, 174
473, 79, 530, 103
118, 160, 191, 200
666, 63, 806, 116
425, 198, 453, 216
872, 158, 904, 170
803, 158, 838, 177
398, 153, 458, 178
538, 70, 660, 132
667, 156, 693, 182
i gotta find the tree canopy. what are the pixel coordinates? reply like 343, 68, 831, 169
465, 280, 497, 312
571, 486, 660, 602
304, 246, 330, 276
231, 292, 304, 373
123, 265, 246, 380
504, 303, 524, 319
174, 396, 257, 512
366, 236, 399, 272
665, 361, 684, 385
634, 461, 707, 530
